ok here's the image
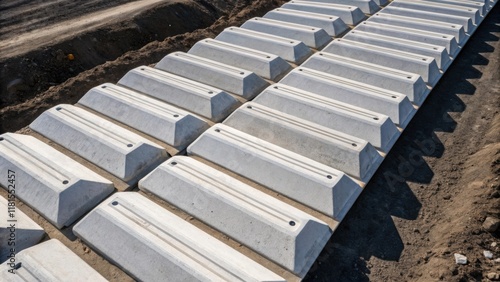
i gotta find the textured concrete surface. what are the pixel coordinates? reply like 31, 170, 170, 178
282, 1, 366, 25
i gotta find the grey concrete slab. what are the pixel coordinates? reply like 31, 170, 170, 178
390, 0, 481, 24
302, 52, 428, 105
74, 192, 286, 282
356, 21, 459, 56
118, 66, 239, 122
368, 12, 467, 45
78, 83, 209, 148
323, 39, 441, 86
280, 67, 416, 127
156, 52, 269, 99
345, 30, 451, 70
30, 104, 168, 183
139, 156, 332, 277
241, 17, 332, 49
296, 0, 381, 14
187, 124, 362, 218
380, 6, 474, 33
0, 197, 44, 263
188, 38, 291, 81
0, 133, 114, 229
253, 84, 401, 152
373, 0, 389, 5
423, 0, 486, 16
224, 103, 383, 180
263, 8, 349, 37
282, 1, 366, 25
0, 240, 107, 281
215, 27, 312, 64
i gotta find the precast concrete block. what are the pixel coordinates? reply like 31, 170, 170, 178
241, 17, 332, 49
30, 104, 168, 182
263, 8, 349, 37
390, 0, 480, 24
295, 0, 381, 14
188, 38, 291, 81
423, 0, 486, 16
187, 124, 362, 218
224, 103, 383, 179
118, 66, 239, 122
156, 52, 269, 99
0, 133, 114, 229
73, 192, 285, 282
356, 21, 459, 55
372, 0, 389, 5
215, 27, 312, 64
139, 156, 332, 277
79, 83, 210, 148
280, 67, 416, 126
282, 1, 366, 25
345, 30, 451, 70
0, 240, 107, 281
380, 6, 473, 33
302, 52, 428, 105
369, 12, 467, 44
253, 84, 400, 152
0, 197, 44, 263
323, 39, 441, 85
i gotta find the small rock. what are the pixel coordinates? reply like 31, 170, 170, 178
492, 242, 498, 248
483, 217, 500, 232
487, 272, 500, 281
455, 253, 468, 265
443, 195, 451, 200
485, 250, 494, 259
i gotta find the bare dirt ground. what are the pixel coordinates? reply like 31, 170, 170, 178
0, 0, 499, 281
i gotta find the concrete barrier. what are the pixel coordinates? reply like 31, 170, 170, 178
79, 83, 210, 148
118, 66, 239, 122
0, 197, 44, 263
0, 133, 114, 228
215, 27, 312, 64
139, 156, 332, 277
368, 13, 466, 45
241, 17, 332, 49
280, 67, 416, 126
263, 8, 348, 37
253, 84, 401, 152
294, 0, 381, 14
345, 30, 451, 70
30, 104, 168, 182
0, 240, 107, 280
224, 103, 383, 179
356, 21, 459, 55
282, 1, 366, 25
188, 38, 292, 81
424, 0, 486, 16
302, 53, 428, 105
187, 124, 363, 218
323, 39, 441, 85
73, 192, 286, 281
390, 0, 480, 25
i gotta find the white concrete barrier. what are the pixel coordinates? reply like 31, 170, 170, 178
302, 53, 428, 105
323, 39, 441, 85
30, 104, 168, 182
372, 0, 389, 5
73, 192, 286, 282
224, 103, 383, 179
368, 13, 467, 45
356, 21, 459, 56
118, 66, 239, 122
424, 0, 486, 16
0, 240, 107, 281
263, 8, 348, 37
0, 197, 44, 263
390, 0, 480, 25
215, 27, 312, 64
139, 156, 332, 277
253, 84, 401, 152
282, 1, 366, 25
294, 0, 381, 14
187, 124, 363, 218
241, 17, 332, 49
156, 52, 269, 99
0, 133, 114, 229
79, 83, 210, 148
280, 67, 416, 126
345, 30, 451, 70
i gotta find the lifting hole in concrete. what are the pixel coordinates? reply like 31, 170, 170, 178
171, 162, 177, 166
173, 114, 179, 118
274, 86, 279, 89
215, 129, 221, 133
140, 68, 145, 71
407, 76, 412, 79
112, 201, 119, 206
373, 117, 379, 120
422, 59, 427, 61
352, 143, 357, 147
62, 180, 69, 185
392, 95, 397, 98
127, 144, 133, 148
240, 72, 245, 75
56, 107, 62, 111
102, 86, 107, 89
289, 221, 296, 226
208, 91, 214, 94
0, 137, 3, 141
327, 175, 332, 179
247, 106, 253, 109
